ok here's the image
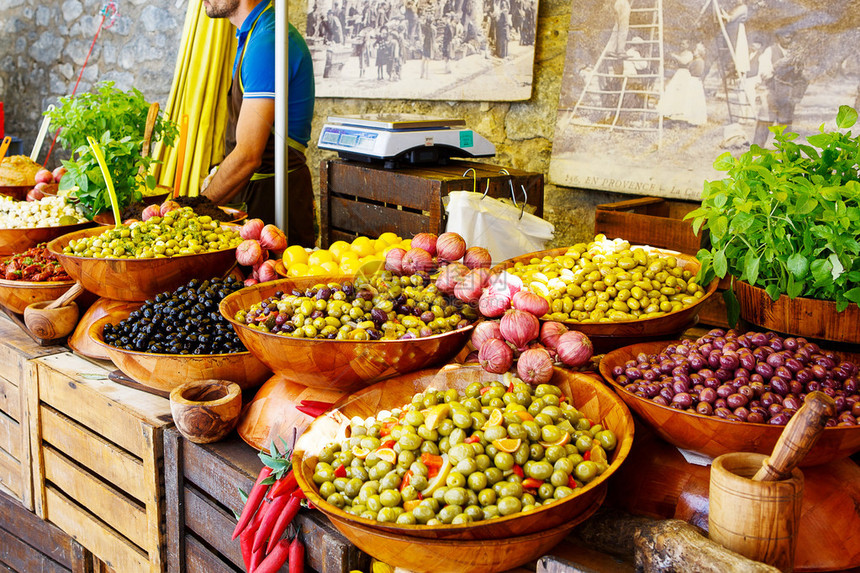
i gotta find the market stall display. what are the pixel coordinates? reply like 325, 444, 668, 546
0, 196, 91, 256
291, 364, 632, 571
599, 335, 860, 466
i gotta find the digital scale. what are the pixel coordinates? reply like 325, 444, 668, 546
317, 114, 496, 168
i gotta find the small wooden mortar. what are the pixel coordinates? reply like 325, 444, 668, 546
170, 379, 242, 444
709, 391, 836, 572
23, 282, 84, 339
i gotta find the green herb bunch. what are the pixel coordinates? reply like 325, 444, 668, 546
44, 82, 178, 218
687, 105, 860, 314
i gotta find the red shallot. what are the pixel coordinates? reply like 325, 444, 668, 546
517, 347, 555, 385
436, 232, 467, 261
259, 224, 287, 251
479, 338, 514, 374
236, 239, 264, 267
454, 268, 490, 304
401, 247, 435, 275
385, 247, 407, 275
511, 290, 550, 318
435, 263, 469, 294
463, 246, 492, 269
540, 321, 568, 350
471, 320, 502, 351
488, 271, 523, 299
556, 331, 594, 368
240, 218, 265, 241
411, 232, 438, 256
500, 309, 540, 351
478, 289, 510, 317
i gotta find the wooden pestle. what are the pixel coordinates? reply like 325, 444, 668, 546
43, 282, 84, 311
753, 391, 836, 482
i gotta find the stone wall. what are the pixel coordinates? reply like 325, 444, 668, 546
0, 0, 634, 247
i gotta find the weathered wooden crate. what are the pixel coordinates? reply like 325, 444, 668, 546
594, 197, 728, 328
164, 428, 370, 573
0, 488, 96, 573
320, 159, 544, 247
28, 352, 174, 573
0, 315, 66, 510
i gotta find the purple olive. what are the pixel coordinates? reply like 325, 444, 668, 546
719, 352, 740, 371
769, 413, 790, 425
815, 355, 836, 370
644, 384, 660, 398
672, 364, 691, 377
673, 380, 690, 394
771, 377, 790, 396
783, 337, 798, 351
738, 352, 756, 371
853, 402, 860, 417
789, 380, 803, 395
696, 402, 713, 416
733, 406, 750, 421
700, 387, 717, 404
714, 336, 727, 349
734, 368, 751, 380
811, 364, 827, 380
806, 380, 820, 392
693, 384, 705, 394
805, 342, 820, 354
699, 368, 715, 379
749, 381, 766, 397
747, 412, 765, 424
774, 365, 793, 381
658, 360, 675, 375
625, 367, 642, 380
753, 346, 772, 362
769, 337, 785, 351
660, 387, 675, 402
634, 391, 649, 399
756, 362, 774, 379
652, 396, 670, 406
838, 413, 858, 425
714, 407, 731, 419
846, 378, 858, 394
783, 396, 802, 411
750, 373, 765, 385
672, 393, 693, 408
795, 368, 812, 385
708, 352, 721, 370
823, 387, 837, 397
751, 406, 768, 418
766, 352, 785, 368
716, 384, 734, 399
676, 344, 691, 356
738, 385, 754, 399
698, 342, 714, 356
761, 392, 779, 407
727, 393, 748, 409
737, 334, 751, 348
690, 373, 703, 384
750, 332, 769, 347
715, 368, 732, 382
768, 403, 785, 417
642, 368, 659, 382
688, 353, 707, 370
826, 418, 838, 427
834, 395, 846, 413
709, 328, 726, 337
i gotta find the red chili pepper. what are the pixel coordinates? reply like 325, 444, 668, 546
380, 439, 397, 450
232, 466, 273, 540
333, 464, 347, 478
253, 495, 289, 552
480, 386, 493, 396
289, 534, 305, 573
268, 471, 297, 500
254, 538, 290, 573
250, 544, 265, 573
464, 435, 480, 444
380, 419, 396, 437
522, 478, 543, 489
512, 464, 524, 479
266, 495, 302, 554
239, 499, 266, 570
296, 405, 324, 418
291, 488, 306, 500
583, 450, 591, 461
299, 399, 333, 411
568, 475, 578, 489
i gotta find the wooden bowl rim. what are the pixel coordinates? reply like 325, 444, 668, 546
0, 220, 92, 233
292, 363, 634, 535
94, 206, 248, 227
89, 315, 256, 360
46, 224, 240, 262
599, 340, 860, 436
169, 379, 242, 406
0, 276, 76, 288
219, 277, 476, 346
493, 246, 720, 327
734, 278, 860, 309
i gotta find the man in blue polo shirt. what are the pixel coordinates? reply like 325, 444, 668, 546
202, 0, 316, 247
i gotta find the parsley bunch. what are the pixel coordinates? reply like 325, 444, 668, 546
45, 82, 178, 219
688, 105, 860, 320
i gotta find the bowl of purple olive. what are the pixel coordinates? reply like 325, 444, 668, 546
599, 328, 860, 466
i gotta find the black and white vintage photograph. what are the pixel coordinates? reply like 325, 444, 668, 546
549, 0, 860, 199
306, 0, 540, 100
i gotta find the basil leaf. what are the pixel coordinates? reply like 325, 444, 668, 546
713, 249, 728, 278
786, 253, 809, 280
787, 276, 804, 299
765, 284, 781, 301
810, 258, 833, 286
744, 253, 761, 286
844, 288, 860, 304
837, 105, 858, 129
723, 287, 740, 327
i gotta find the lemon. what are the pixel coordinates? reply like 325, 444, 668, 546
351, 236, 375, 258
328, 241, 351, 262
321, 261, 340, 274
307, 264, 327, 276
287, 263, 308, 277
308, 250, 334, 267
378, 232, 400, 245
284, 245, 308, 265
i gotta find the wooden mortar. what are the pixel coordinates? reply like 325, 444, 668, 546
709, 392, 836, 572
23, 282, 84, 339
170, 379, 242, 444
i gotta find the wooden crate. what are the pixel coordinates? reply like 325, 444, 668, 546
164, 428, 370, 573
28, 352, 173, 573
0, 488, 94, 573
0, 315, 66, 509
319, 159, 544, 247
594, 197, 728, 328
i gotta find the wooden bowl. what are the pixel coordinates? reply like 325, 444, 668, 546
599, 341, 860, 466
23, 300, 80, 339
327, 491, 604, 573
0, 185, 32, 201
492, 247, 719, 351
170, 379, 242, 444
0, 277, 76, 314
292, 364, 634, 540
46, 226, 239, 301
219, 277, 475, 392
94, 206, 248, 226
140, 185, 172, 205
734, 279, 860, 345
89, 316, 272, 393
0, 221, 94, 256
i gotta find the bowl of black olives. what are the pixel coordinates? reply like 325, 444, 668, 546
599, 330, 860, 466
90, 276, 271, 393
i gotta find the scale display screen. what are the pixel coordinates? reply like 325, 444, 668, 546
319, 126, 377, 152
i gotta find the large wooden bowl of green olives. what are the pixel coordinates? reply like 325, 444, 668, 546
492, 237, 719, 350
219, 274, 477, 392
47, 209, 243, 301
292, 364, 633, 544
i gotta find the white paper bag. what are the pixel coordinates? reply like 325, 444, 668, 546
445, 191, 555, 263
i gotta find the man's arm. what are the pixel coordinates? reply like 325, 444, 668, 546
202, 97, 275, 205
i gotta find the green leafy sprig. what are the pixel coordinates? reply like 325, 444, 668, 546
686, 105, 860, 320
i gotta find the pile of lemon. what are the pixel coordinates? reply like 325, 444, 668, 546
281, 232, 411, 277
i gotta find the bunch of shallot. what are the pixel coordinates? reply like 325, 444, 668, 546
236, 218, 288, 286
469, 272, 594, 383
387, 232, 492, 278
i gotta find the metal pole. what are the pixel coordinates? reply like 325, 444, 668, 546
274, 0, 289, 231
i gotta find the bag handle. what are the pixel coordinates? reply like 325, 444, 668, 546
499, 169, 528, 220
462, 167, 490, 197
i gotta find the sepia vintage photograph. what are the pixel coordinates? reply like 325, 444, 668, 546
549, 0, 860, 200
305, 0, 540, 100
